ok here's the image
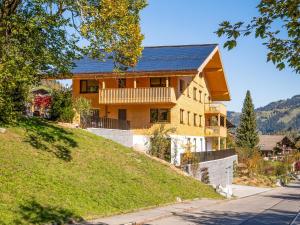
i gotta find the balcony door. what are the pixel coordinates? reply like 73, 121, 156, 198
118, 109, 127, 121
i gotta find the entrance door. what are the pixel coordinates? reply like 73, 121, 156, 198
118, 109, 127, 121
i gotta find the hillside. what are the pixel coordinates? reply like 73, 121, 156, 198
228, 95, 300, 134
0, 118, 220, 224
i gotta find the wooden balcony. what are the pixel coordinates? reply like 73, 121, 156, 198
99, 87, 177, 104
205, 126, 227, 137
205, 103, 227, 115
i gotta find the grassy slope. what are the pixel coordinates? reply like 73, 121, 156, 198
0, 118, 220, 224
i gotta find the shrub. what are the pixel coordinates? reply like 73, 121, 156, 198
148, 125, 176, 162
49, 88, 75, 123
200, 167, 210, 184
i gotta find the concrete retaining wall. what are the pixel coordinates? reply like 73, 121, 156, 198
184, 155, 238, 187
87, 128, 133, 147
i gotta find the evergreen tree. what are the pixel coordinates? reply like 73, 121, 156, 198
236, 90, 259, 148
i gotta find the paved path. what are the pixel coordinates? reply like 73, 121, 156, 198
88, 181, 300, 225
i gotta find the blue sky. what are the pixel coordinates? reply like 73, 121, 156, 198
140, 0, 300, 112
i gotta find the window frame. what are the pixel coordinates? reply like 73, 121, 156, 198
187, 111, 190, 125
193, 87, 197, 101
150, 108, 170, 123
194, 113, 197, 126
180, 109, 184, 124
80, 80, 99, 93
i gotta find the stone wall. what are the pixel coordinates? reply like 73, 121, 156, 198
183, 155, 238, 188
87, 128, 133, 147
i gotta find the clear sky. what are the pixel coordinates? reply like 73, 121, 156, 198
140, 0, 300, 112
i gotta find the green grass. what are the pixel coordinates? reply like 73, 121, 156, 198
0, 118, 220, 224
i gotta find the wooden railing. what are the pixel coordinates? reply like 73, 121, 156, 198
181, 148, 236, 164
99, 87, 176, 104
83, 117, 130, 130
205, 103, 227, 115
205, 126, 227, 137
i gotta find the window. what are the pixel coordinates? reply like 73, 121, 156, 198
193, 87, 197, 100
187, 138, 191, 150
150, 77, 166, 87
200, 138, 203, 151
194, 138, 197, 151
199, 115, 202, 127
180, 109, 184, 124
187, 83, 190, 97
150, 109, 170, 123
80, 80, 99, 93
199, 91, 202, 103
118, 78, 126, 88
187, 111, 190, 125
194, 113, 197, 126
179, 79, 185, 93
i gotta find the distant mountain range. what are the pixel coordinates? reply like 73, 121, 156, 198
227, 95, 300, 134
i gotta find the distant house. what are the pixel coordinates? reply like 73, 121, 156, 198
258, 135, 296, 157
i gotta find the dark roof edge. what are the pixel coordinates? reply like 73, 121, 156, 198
142, 44, 219, 49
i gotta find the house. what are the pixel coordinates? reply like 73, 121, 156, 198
71, 44, 231, 164
258, 135, 296, 157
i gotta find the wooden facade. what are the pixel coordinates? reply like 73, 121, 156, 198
71, 46, 230, 151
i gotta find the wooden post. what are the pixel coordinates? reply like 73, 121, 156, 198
102, 80, 105, 89
218, 136, 221, 150
166, 77, 169, 87
218, 114, 220, 126
134, 78, 137, 88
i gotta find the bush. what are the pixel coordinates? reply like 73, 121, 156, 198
148, 125, 176, 162
49, 88, 75, 123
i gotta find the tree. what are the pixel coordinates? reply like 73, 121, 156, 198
236, 90, 259, 149
216, 0, 300, 74
0, 0, 146, 123
73, 97, 91, 128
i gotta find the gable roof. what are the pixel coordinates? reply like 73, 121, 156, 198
71, 44, 218, 74
258, 135, 288, 151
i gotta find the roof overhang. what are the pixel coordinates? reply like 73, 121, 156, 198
70, 69, 198, 79
198, 46, 231, 101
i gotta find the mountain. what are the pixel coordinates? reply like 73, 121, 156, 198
228, 95, 300, 134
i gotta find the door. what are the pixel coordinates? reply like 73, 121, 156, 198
118, 109, 127, 121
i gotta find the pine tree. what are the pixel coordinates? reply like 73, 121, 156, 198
236, 90, 259, 148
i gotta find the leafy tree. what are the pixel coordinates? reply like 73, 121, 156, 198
73, 97, 91, 128
0, 0, 146, 123
216, 0, 300, 74
236, 90, 259, 148
49, 88, 74, 123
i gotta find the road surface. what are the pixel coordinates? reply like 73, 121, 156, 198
148, 181, 300, 225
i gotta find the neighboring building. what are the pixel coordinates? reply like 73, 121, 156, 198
71, 44, 231, 164
258, 135, 296, 157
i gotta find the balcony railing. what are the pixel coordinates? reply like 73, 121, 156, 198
82, 117, 130, 130
181, 148, 236, 164
205, 103, 226, 115
205, 126, 227, 137
99, 87, 176, 104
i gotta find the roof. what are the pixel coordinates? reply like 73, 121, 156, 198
71, 44, 218, 74
258, 135, 286, 151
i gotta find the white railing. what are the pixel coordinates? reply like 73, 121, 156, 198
99, 87, 177, 104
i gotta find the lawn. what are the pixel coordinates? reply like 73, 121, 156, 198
0, 118, 220, 224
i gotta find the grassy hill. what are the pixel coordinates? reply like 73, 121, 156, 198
0, 118, 220, 224
228, 94, 300, 134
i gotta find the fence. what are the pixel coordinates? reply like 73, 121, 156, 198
82, 116, 130, 130
181, 148, 236, 165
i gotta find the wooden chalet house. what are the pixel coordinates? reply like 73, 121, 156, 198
71, 44, 231, 164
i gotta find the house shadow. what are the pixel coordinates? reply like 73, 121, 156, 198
14, 200, 85, 225
19, 118, 78, 161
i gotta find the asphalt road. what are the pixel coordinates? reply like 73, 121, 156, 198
147, 181, 300, 225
